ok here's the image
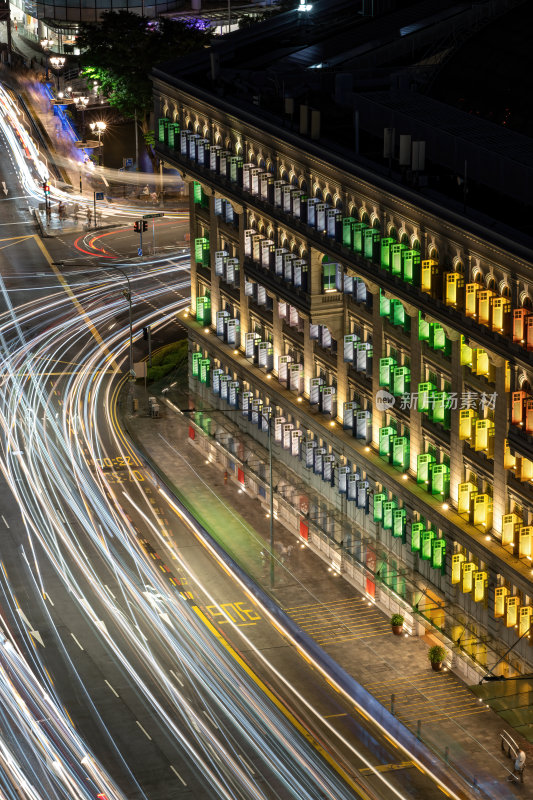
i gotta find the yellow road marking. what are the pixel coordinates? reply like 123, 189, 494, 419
32, 235, 120, 371
191, 604, 372, 800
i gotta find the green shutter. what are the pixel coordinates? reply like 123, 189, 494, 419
373, 493, 386, 523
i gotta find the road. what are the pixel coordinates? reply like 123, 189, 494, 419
0, 76, 474, 800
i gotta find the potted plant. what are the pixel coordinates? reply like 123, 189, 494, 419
428, 644, 447, 672
390, 613, 404, 635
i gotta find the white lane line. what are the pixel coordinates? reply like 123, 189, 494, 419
1, 515, 9, 528
135, 721, 152, 741
45, 594, 54, 606
238, 755, 255, 775
104, 585, 116, 599
169, 669, 184, 687
170, 765, 187, 786
104, 680, 119, 698
70, 633, 84, 651
203, 710, 218, 729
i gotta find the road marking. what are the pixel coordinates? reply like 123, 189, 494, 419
324, 713, 348, 719
203, 710, 218, 728
191, 604, 367, 798
104, 680, 119, 697
70, 633, 84, 650
31, 236, 120, 371
170, 765, 187, 786
238, 755, 255, 775
17, 608, 31, 627
45, 593, 54, 606
135, 720, 152, 740
1, 516, 9, 528
29, 630, 44, 647
169, 669, 184, 687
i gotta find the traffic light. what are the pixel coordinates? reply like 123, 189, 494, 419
142, 221, 148, 232
134, 220, 141, 233
42, 181, 50, 196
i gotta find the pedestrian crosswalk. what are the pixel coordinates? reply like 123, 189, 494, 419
284, 597, 491, 727
285, 596, 391, 646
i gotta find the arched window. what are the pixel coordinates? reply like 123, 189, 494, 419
325, 193, 333, 206
388, 226, 397, 241
473, 270, 483, 284
400, 232, 409, 245
429, 246, 439, 261
454, 259, 464, 274
412, 238, 421, 251
372, 216, 380, 231
259, 157, 266, 169
335, 196, 343, 210
486, 275, 496, 291
349, 205, 357, 218
315, 186, 323, 200
523, 295, 533, 310
361, 210, 370, 223
300, 178, 308, 193
281, 169, 289, 182
501, 284, 511, 298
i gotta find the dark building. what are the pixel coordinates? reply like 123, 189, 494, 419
152, 0, 533, 681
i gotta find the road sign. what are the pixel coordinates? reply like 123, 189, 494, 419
95, 192, 104, 200
142, 212, 164, 220
124, 157, 133, 167
138, 247, 143, 257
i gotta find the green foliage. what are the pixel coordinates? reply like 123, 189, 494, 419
77, 12, 211, 121
427, 645, 447, 664
144, 129, 156, 148
390, 614, 404, 627
147, 340, 187, 383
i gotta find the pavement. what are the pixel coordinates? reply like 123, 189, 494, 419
121, 381, 531, 800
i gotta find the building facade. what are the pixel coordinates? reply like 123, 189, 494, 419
152, 62, 533, 678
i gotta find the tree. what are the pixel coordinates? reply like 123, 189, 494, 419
76, 12, 210, 167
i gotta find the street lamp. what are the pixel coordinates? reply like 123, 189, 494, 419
49, 55, 65, 94
89, 121, 107, 167
109, 265, 134, 380
73, 96, 89, 139
40, 38, 53, 80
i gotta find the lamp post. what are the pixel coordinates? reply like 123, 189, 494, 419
89, 121, 106, 167
49, 55, 65, 94
73, 96, 89, 140
109, 265, 134, 380
40, 38, 53, 80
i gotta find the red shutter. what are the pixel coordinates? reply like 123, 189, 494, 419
299, 520, 308, 540
188, 426, 195, 440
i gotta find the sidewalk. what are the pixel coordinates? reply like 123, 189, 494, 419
121, 384, 530, 800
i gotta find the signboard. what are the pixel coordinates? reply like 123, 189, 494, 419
94, 191, 104, 200
142, 212, 164, 219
